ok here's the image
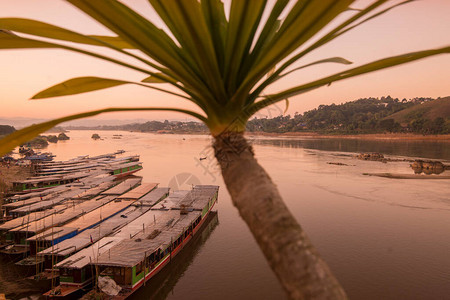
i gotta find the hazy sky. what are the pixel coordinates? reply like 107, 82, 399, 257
0, 0, 449, 122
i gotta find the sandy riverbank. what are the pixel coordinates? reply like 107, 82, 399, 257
245, 132, 450, 141
0, 165, 32, 199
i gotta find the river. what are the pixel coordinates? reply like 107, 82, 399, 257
2, 131, 449, 299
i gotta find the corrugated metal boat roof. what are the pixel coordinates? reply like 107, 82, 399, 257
101, 178, 142, 195
0, 206, 66, 231
117, 183, 158, 200
3, 195, 49, 209
28, 199, 132, 243
65, 199, 132, 232
27, 227, 78, 242
151, 190, 190, 210
104, 161, 142, 170
133, 187, 170, 207
10, 196, 116, 234
38, 206, 150, 257
55, 237, 124, 269
38, 162, 101, 174
108, 210, 166, 240
10, 188, 84, 214
176, 185, 219, 211
70, 180, 117, 200
7, 184, 71, 202
94, 211, 201, 267
12, 171, 91, 184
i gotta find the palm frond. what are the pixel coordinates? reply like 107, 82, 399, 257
249, 46, 450, 114
31, 76, 190, 101
0, 107, 206, 157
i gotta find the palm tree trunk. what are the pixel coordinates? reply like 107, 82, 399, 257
213, 131, 347, 300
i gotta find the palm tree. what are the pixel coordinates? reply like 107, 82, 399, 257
0, 1, 448, 299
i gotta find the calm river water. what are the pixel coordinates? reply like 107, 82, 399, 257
2, 131, 450, 299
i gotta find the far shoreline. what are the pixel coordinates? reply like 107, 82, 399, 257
55, 129, 450, 141
244, 131, 450, 141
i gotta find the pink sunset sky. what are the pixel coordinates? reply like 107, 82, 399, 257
0, 0, 449, 122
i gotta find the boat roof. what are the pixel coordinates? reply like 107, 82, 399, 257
10, 176, 120, 214
176, 185, 219, 211
151, 190, 190, 210
101, 177, 142, 195
10, 196, 116, 233
104, 161, 142, 171
108, 210, 166, 240
40, 190, 168, 258
55, 237, 124, 270
92, 186, 218, 267
10, 188, 84, 214
38, 162, 101, 173
132, 187, 170, 207
94, 210, 201, 268
7, 184, 71, 202
38, 206, 150, 257
27, 197, 131, 242
117, 183, 158, 200
12, 171, 91, 184
3, 195, 48, 209
70, 180, 117, 200
96, 156, 139, 165
68, 173, 115, 189
63, 198, 132, 232
0, 206, 66, 231
27, 226, 78, 242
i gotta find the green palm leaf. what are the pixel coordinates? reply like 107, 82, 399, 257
0, 18, 134, 49
31, 76, 190, 100
67, 0, 212, 100
251, 46, 450, 114
149, 0, 226, 103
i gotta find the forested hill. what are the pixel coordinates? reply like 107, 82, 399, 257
62, 96, 449, 135
246, 96, 450, 134
388, 97, 450, 124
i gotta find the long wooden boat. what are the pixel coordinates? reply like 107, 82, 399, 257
43, 185, 218, 299
15, 195, 133, 276
37, 162, 103, 176
37, 156, 139, 176
105, 162, 143, 178
11, 172, 93, 194
43, 237, 124, 299
93, 185, 219, 299
41, 190, 171, 298
0, 195, 116, 259
8, 175, 119, 218
131, 211, 219, 300
27, 186, 168, 288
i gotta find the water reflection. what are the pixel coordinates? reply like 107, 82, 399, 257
250, 137, 450, 160
4, 131, 449, 300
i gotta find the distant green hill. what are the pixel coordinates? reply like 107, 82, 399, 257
245, 96, 450, 134
387, 97, 450, 124
56, 96, 449, 135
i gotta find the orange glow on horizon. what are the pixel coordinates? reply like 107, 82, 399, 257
0, 0, 449, 121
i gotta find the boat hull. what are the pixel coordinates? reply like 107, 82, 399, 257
43, 280, 91, 299
112, 168, 142, 178
115, 203, 217, 299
